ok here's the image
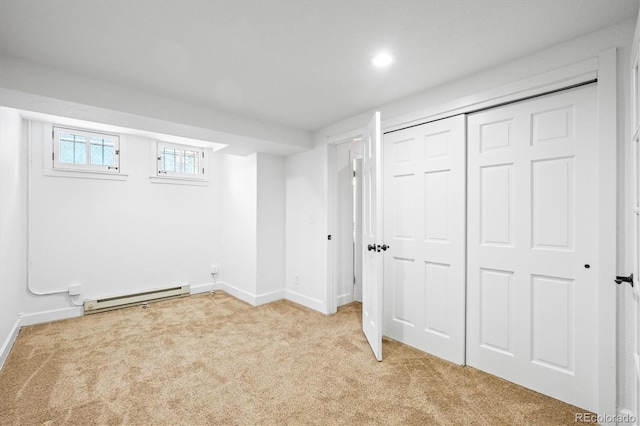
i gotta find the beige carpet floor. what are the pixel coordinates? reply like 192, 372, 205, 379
0, 291, 590, 425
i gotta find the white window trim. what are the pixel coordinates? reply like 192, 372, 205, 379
151, 141, 209, 186
43, 123, 128, 181
53, 126, 120, 172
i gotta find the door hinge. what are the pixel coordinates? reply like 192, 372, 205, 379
52, 152, 55, 161
202, 168, 205, 174
353, 170, 356, 177
202, 152, 205, 158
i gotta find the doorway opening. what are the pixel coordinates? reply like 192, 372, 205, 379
328, 137, 363, 313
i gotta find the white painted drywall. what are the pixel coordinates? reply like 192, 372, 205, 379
26, 120, 223, 303
0, 54, 311, 155
218, 152, 286, 304
0, 107, 27, 366
219, 153, 258, 298
256, 153, 285, 300
285, 145, 326, 312
284, 18, 636, 410
1, 115, 289, 364
314, 20, 635, 143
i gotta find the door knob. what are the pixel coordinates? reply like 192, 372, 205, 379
367, 244, 376, 252
615, 273, 634, 287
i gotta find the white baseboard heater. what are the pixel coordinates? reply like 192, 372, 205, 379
84, 285, 190, 314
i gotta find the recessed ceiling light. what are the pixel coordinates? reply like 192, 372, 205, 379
371, 53, 393, 68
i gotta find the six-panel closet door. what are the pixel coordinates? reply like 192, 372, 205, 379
380, 84, 600, 411
466, 84, 599, 412
382, 115, 466, 365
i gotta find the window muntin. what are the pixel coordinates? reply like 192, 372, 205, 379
157, 142, 205, 179
54, 127, 120, 173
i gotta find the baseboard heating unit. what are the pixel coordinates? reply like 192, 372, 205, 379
83, 285, 190, 314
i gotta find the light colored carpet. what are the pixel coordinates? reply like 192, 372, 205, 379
0, 291, 589, 425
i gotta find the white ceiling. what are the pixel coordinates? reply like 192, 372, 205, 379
0, 0, 637, 133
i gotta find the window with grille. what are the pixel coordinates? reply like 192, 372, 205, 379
53, 127, 120, 173
157, 142, 205, 179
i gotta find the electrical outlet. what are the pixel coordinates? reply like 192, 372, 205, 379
211, 264, 219, 275
294, 274, 299, 285
68, 283, 82, 296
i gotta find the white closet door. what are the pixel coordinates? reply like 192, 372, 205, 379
362, 111, 383, 361
632, 46, 640, 422
467, 84, 598, 411
383, 115, 466, 364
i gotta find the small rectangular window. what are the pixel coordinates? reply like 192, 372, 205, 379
53, 127, 120, 173
157, 142, 205, 179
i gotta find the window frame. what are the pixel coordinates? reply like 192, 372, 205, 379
155, 141, 207, 183
52, 126, 121, 174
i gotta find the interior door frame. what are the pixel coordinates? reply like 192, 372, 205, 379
322, 50, 617, 416
326, 133, 363, 315
631, 42, 640, 423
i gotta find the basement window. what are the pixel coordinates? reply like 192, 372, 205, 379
156, 141, 207, 182
53, 127, 120, 173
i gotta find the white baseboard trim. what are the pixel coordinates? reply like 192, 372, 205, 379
285, 289, 324, 313
0, 317, 22, 371
337, 292, 353, 307
215, 282, 285, 306
1, 307, 81, 371
190, 282, 216, 295
216, 281, 258, 305
255, 289, 286, 305
19, 306, 83, 327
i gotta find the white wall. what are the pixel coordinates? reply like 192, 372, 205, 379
0, 113, 231, 365
218, 152, 286, 305
284, 17, 636, 412
1, 114, 289, 366
256, 153, 285, 301
220, 153, 258, 298
314, 20, 635, 143
285, 145, 327, 312
0, 54, 311, 156
26, 120, 223, 304
0, 108, 27, 368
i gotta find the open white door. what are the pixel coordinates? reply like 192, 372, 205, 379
362, 111, 383, 361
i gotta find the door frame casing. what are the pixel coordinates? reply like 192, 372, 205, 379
323, 49, 616, 417
326, 134, 363, 315
630, 40, 640, 423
